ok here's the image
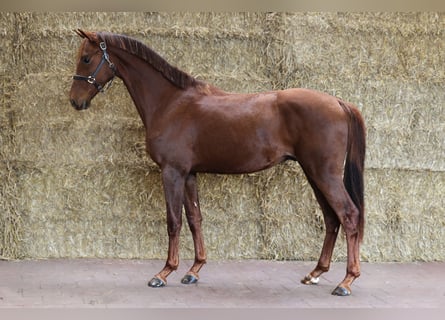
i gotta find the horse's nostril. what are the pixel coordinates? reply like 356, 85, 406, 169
70, 99, 78, 109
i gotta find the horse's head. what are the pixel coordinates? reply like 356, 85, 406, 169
69, 29, 116, 110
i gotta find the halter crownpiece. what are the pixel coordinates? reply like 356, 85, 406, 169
73, 41, 116, 93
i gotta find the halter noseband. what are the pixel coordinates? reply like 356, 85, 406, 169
73, 41, 116, 92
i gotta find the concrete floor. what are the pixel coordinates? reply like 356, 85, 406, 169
0, 259, 444, 308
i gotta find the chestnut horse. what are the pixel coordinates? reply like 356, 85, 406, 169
69, 30, 366, 296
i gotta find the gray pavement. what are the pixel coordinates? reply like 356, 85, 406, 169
0, 259, 444, 308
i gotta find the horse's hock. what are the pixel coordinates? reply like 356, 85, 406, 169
1, 12, 444, 262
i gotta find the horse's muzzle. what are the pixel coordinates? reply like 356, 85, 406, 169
70, 99, 90, 111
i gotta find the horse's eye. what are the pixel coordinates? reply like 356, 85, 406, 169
82, 56, 91, 64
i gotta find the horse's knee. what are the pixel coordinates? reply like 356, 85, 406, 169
186, 216, 202, 233
167, 221, 182, 236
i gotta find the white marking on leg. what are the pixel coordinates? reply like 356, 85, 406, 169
310, 277, 320, 284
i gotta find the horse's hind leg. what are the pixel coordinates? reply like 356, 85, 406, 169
298, 159, 361, 295
313, 177, 361, 296
301, 177, 341, 285
181, 173, 207, 284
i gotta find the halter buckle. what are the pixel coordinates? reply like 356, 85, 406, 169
99, 42, 107, 51
87, 76, 96, 84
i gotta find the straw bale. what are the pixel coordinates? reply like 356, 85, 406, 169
146, 12, 275, 92
16, 164, 264, 259
281, 12, 444, 87
17, 163, 165, 258
127, 13, 274, 92
1, 12, 444, 262
278, 13, 444, 99
5, 13, 272, 92
145, 33, 271, 92
0, 78, 20, 258
257, 165, 445, 262
257, 162, 330, 261
0, 161, 23, 259
364, 81, 444, 171
363, 168, 445, 262
12, 74, 150, 168
2, 12, 152, 75
198, 173, 262, 259
0, 13, 20, 75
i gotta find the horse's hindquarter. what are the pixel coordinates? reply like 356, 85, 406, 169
277, 88, 350, 172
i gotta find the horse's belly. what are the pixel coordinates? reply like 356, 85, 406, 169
193, 141, 290, 174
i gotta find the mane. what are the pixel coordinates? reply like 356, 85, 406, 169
97, 32, 201, 90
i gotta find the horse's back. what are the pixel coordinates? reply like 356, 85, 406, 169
277, 88, 347, 115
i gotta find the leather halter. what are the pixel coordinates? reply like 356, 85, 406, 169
73, 41, 116, 92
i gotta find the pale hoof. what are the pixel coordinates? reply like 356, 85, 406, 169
181, 274, 199, 284
148, 277, 166, 288
301, 274, 320, 285
331, 286, 351, 296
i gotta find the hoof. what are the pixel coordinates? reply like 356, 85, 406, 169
148, 277, 166, 288
181, 274, 199, 284
331, 286, 351, 296
301, 274, 319, 285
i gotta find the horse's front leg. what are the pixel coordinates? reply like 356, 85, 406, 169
148, 166, 186, 288
181, 173, 207, 284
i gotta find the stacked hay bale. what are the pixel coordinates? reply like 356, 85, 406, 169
0, 12, 443, 262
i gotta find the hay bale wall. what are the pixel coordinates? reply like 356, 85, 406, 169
0, 12, 443, 262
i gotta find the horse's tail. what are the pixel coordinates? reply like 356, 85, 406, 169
339, 100, 366, 242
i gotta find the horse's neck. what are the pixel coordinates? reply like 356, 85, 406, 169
115, 52, 180, 129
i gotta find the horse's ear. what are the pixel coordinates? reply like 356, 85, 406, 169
74, 29, 97, 42
74, 29, 87, 38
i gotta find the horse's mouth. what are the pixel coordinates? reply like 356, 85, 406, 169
70, 99, 90, 111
